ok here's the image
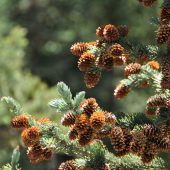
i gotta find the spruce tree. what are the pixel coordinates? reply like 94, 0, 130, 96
1, 0, 170, 169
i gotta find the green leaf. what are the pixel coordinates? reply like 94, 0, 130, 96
1, 96, 22, 115
48, 98, 71, 113
73, 91, 85, 109
11, 147, 20, 170
56, 82, 73, 105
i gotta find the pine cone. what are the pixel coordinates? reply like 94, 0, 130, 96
114, 83, 130, 100
117, 25, 129, 37
110, 126, 126, 152
96, 26, 105, 38
113, 56, 125, 66
145, 106, 157, 116
105, 112, 117, 124
122, 127, 133, 153
70, 42, 87, 56
21, 127, 40, 147
160, 7, 170, 25
27, 144, 44, 163
108, 43, 124, 56
161, 55, 170, 78
147, 60, 160, 70
96, 128, 112, 139
68, 126, 78, 140
147, 94, 170, 108
98, 54, 114, 71
22, 134, 37, 147
75, 114, 90, 134
100, 164, 111, 170
84, 71, 101, 88
130, 132, 146, 155
38, 117, 50, 123
58, 160, 77, 170
161, 76, 170, 89
141, 142, 158, 163
139, 80, 149, 88
26, 126, 40, 141
143, 124, 160, 138
103, 24, 119, 41
61, 112, 76, 127
78, 127, 93, 146
154, 137, 170, 151
142, 0, 157, 7
156, 24, 170, 44
41, 148, 53, 161
78, 52, 95, 72
124, 63, 141, 78
90, 111, 106, 130
11, 114, 29, 129
80, 98, 98, 116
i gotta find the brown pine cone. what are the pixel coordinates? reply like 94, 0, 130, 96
162, 55, 170, 77
113, 56, 125, 66
110, 126, 126, 152
156, 24, 170, 44
22, 132, 37, 147
78, 127, 93, 146
38, 117, 50, 123
27, 144, 44, 163
143, 124, 160, 138
98, 54, 114, 71
75, 114, 90, 134
154, 137, 170, 151
96, 26, 105, 38
41, 148, 53, 161
104, 112, 117, 124
145, 106, 157, 116
70, 42, 87, 56
108, 43, 124, 56
147, 60, 160, 70
147, 94, 170, 108
78, 52, 95, 72
96, 128, 112, 139
11, 114, 29, 129
58, 160, 78, 170
117, 25, 129, 37
161, 76, 170, 89
84, 71, 101, 88
114, 83, 131, 100
80, 98, 98, 116
122, 127, 133, 152
142, 0, 157, 7
141, 142, 158, 163
124, 63, 141, 78
26, 126, 40, 141
103, 24, 119, 41
69, 126, 78, 140
61, 112, 76, 127
160, 7, 170, 25
90, 111, 106, 130
130, 132, 146, 155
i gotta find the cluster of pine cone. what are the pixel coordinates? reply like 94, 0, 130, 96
114, 60, 160, 100
104, 124, 169, 163
70, 24, 129, 88
61, 98, 117, 146
11, 115, 53, 163
58, 160, 110, 170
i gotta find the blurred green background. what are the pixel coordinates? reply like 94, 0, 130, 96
0, 0, 161, 169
